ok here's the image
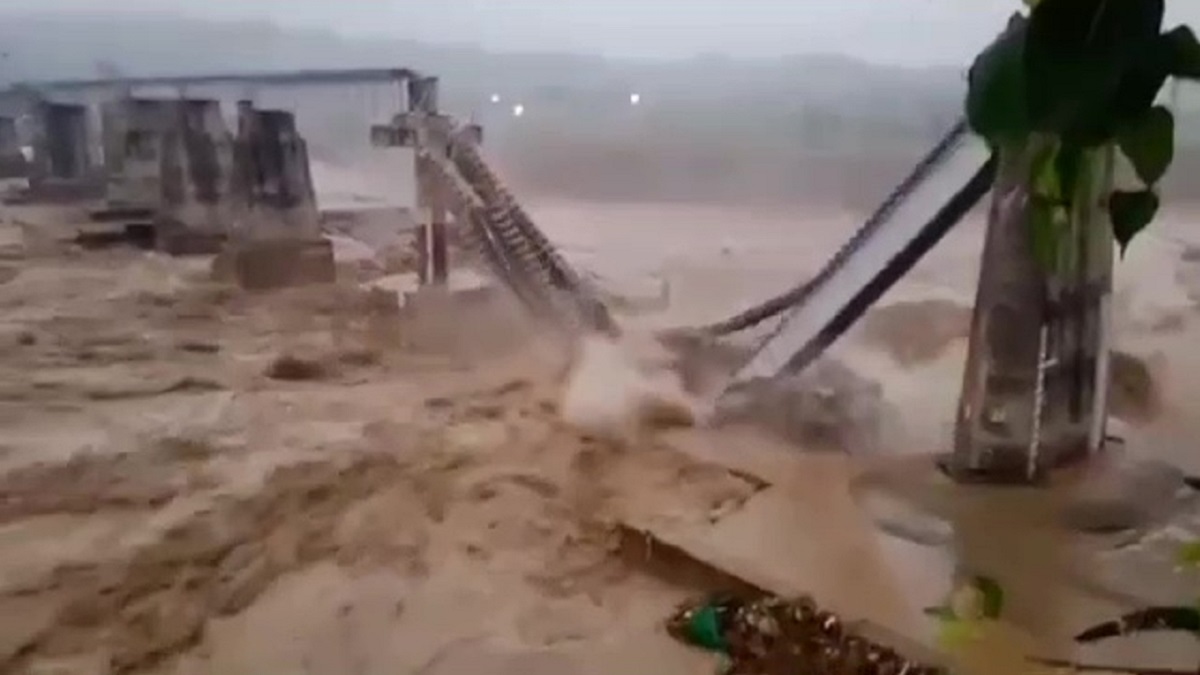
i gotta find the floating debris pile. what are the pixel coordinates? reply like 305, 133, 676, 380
667, 592, 946, 675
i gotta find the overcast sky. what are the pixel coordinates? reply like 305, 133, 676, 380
5, 1, 1200, 67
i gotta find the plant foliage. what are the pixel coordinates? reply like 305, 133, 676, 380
967, 0, 1200, 256
924, 576, 1006, 650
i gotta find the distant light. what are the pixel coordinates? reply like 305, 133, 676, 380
490, 93, 501, 103
630, 93, 641, 105
512, 104, 525, 117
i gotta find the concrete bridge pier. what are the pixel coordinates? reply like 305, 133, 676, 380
97, 97, 179, 219
25, 101, 103, 201
212, 102, 333, 290
409, 76, 450, 287
147, 99, 236, 255
0, 116, 27, 179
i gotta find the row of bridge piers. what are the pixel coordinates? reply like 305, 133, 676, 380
0, 68, 458, 293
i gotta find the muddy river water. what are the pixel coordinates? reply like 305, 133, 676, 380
526, 195, 1200, 658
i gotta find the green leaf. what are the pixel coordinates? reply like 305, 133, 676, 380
974, 575, 1006, 619
967, 13, 1030, 142
1162, 25, 1200, 79
1177, 540, 1200, 569
1024, 0, 1164, 139
1119, 105, 1175, 184
1108, 48, 1171, 128
1029, 197, 1063, 270
1109, 189, 1160, 254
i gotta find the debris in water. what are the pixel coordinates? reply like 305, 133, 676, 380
667, 592, 946, 675
1075, 605, 1200, 643
265, 354, 327, 381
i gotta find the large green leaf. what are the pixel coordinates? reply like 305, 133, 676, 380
1024, 0, 1165, 140
1118, 105, 1175, 185
1109, 45, 1171, 127
1109, 189, 1160, 254
1162, 25, 1200, 78
967, 13, 1030, 142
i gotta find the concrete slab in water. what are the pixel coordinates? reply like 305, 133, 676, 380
631, 432, 1200, 669
623, 428, 924, 643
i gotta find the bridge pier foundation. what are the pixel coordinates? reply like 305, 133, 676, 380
947, 143, 1114, 484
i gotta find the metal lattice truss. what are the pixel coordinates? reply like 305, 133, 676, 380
383, 102, 617, 335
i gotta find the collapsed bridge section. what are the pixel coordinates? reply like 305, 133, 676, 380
697, 120, 996, 399
370, 79, 616, 335
1, 66, 617, 321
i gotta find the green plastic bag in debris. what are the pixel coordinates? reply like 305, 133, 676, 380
682, 605, 728, 652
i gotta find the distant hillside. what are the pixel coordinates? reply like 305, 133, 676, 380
0, 11, 962, 106
3, 11, 1200, 206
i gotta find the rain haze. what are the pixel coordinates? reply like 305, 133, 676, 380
2, 1, 1199, 226
2, 0, 1200, 216
4, 0, 1200, 65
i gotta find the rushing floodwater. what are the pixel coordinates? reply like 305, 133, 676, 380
316, 158, 1200, 655
528, 195, 1200, 646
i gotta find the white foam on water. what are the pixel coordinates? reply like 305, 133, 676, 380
559, 333, 701, 444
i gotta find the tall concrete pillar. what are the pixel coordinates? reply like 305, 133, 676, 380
31, 102, 90, 184
228, 103, 319, 240
947, 143, 1115, 483
99, 97, 177, 213
214, 101, 332, 288
151, 98, 236, 253
0, 116, 27, 178
409, 76, 449, 287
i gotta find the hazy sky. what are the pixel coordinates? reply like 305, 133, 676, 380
7, 0, 1200, 67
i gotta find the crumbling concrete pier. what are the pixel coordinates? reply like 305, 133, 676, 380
98, 97, 178, 217
213, 103, 332, 290
2, 67, 514, 297
229, 102, 319, 240
94, 97, 236, 254
25, 101, 102, 201
0, 116, 27, 179
156, 99, 235, 254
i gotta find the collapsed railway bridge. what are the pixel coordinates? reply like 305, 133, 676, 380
3, 58, 1196, 661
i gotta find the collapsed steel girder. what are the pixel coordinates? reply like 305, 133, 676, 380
369, 74, 614, 334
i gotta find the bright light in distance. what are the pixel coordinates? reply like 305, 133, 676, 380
512, 104, 525, 117
630, 93, 641, 105
490, 93, 501, 103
